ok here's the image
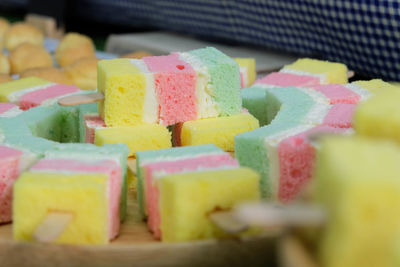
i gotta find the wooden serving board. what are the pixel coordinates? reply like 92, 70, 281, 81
0, 159, 280, 267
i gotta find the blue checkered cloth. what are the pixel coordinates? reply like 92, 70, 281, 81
2, 0, 400, 80
75, 0, 400, 81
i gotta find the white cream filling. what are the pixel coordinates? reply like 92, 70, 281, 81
280, 68, 328, 84
264, 125, 314, 200
18, 149, 38, 173
7, 83, 55, 103
130, 59, 158, 124
179, 52, 219, 119
239, 66, 249, 88
346, 84, 374, 101
0, 106, 22, 117
45, 152, 120, 166
297, 87, 331, 125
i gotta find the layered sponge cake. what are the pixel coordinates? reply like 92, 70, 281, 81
236, 79, 387, 201
0, 77, 80, 110
98, 47, 241, 127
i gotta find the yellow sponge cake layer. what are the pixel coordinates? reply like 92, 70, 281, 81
95, 124, 172, 157
13, 172, 109, 245
98, 59, 148, 126
180, 113, 259, 151
160, 167, 260, 242
353, 79, 399, 95
316, 136, 400, 267
354, 90, 400, 144
0, 77, 50, 102
283, 58, 348, 84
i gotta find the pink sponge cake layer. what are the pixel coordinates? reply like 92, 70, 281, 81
312, 84, 360, 104
19, 84, 80, 110
144, 154, 239, 239
278, 126, 346, 202
84, 114, 106, 144
31, 158, 122, 240
143, 54, 197, 125
255, 72, 321, 88
0, 146, 23, 223
323, 104, 356, 129
0, 103, 18, 114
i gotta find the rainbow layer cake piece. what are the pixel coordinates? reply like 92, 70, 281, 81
144, 151, 239, 239
173, 112, 259, 151
0, 77, 80, 110
83, 114, 106, 144
13, 158, 122, 245
234, 58, 256, 88
45, 143, 130, 221
315, 136, 400, 267
136, 144, 225, 218
280, 58, 348, 84
94, 124, 172, 157
0, 144, 38, 223
160, 167, 259, 242
236, 83, 363, 200
98, 47, 241, 127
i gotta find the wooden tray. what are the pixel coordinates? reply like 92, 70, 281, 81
0, 163, 280, 267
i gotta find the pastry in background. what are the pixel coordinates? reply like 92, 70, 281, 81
122, 51, 153, 59
0, 53, 10, 74
20, 67, 72, 84
55, 32, 96, 67
0, 17, 10, 50
9, 43, 52, 74
65, 57, 98, 90
0, 74, 12, 84
4, 22, 43, 51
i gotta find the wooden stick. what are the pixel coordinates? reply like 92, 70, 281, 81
210, 203, 326, 234
57, 92, 104, 106
347, 70, 355, 79
33, 212, 73, 243
278, 235, 319, 267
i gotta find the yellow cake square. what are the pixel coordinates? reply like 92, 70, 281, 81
315, 136, 400, 267
94, 124, 172, 157
234, 58, 256, 87
354, 90, 400, 144
98, 59, 148, 127
13, 172, 109, 245
179, 113, 259, 151
159, 167, 260, 242
283, 58, 348, 84
0, 77, 50, 102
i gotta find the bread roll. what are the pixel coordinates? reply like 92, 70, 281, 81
9, 43, 52, 74
20, 67, 72, 84
0, 74, 12, 84
0, 18, 10, 50
55, 33, 96, 67
65, 57, 98, 90
4, 22, 43, 51
0, 53, 10, 74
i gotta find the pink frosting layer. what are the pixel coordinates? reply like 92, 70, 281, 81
323, 104, 356, 128
31, 158, 121, 240
312, 84, 360, 104
0, 103, 18, 114
143, 53, 197, 125
0, 145, 22, 223
144, 154, 239, 240
278, 126, 346, 203
255, 72, 321, 87
19, 84, 80, 110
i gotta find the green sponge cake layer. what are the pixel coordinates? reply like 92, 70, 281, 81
20, 106, 63, 142
4, 135, 57, 156
189, 47, 241, 116
235, 87, 318, 198
0, 116, 32, 139
241, 87, 269, 126
45, 143, 130, 221
136, 144, 224, 219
